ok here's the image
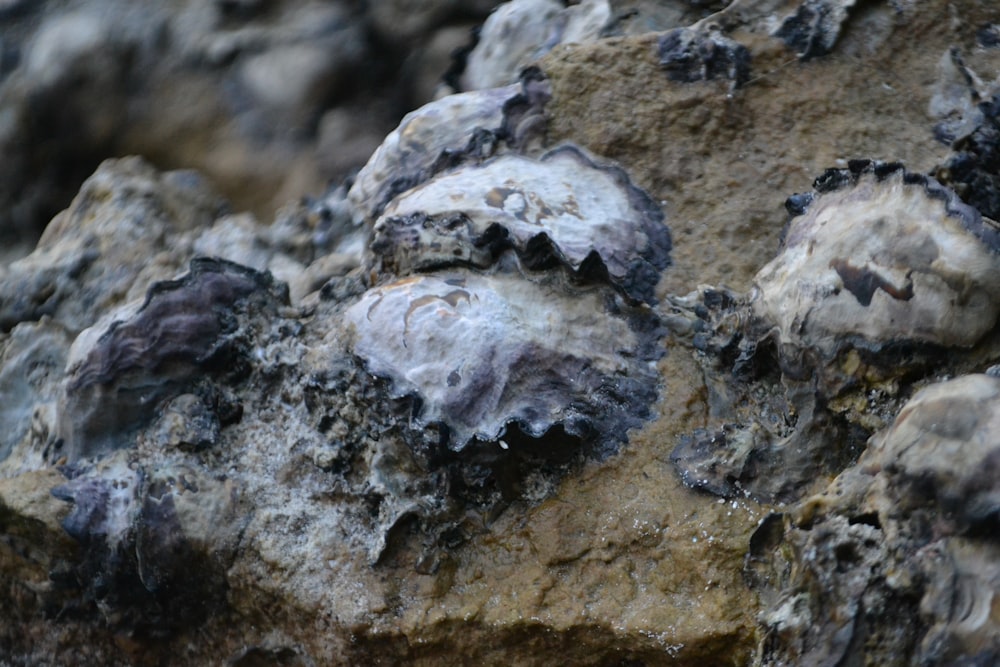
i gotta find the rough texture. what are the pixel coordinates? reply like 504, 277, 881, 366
752, 375, 1000, 665
4, 0, 1000, 665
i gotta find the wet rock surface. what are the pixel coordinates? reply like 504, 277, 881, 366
4, 0, 1000, 666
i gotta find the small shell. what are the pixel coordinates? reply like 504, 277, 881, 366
873, 373, 1000, 529
752, 161, 1000, 362
345, 263, 662, 455
658, 26, 751, 86
459, 0, 610, 91
773, 0, 856, 60
347, 69, 551, 226
369, 145, 671, 304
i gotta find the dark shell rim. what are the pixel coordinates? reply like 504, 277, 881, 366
375, 143, 672, 305
783, 159, 1000, 253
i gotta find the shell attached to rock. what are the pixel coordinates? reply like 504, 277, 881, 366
368, 145, 671, 304
752, 160, 1000, 382
345, 95, 670, 459
57, 258, 287, 463
346, 263, 662, 457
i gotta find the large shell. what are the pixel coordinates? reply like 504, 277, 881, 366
369, 145, 671, 304
345, 264, 662, 455
752, 161, 1000, 361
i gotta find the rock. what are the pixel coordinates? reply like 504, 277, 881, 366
5, 0, 1000, 664
0, 157, 227, 334
753, 375, 1000, 665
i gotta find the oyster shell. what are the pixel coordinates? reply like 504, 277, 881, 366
345, 262, 662, 456
753, 160, 1000, 368
347, 69, 551, 226
369, 145, 671, 304
459, 0, 610, 92
58, 258, 287, 463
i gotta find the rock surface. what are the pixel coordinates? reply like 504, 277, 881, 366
3, 1, 1000, 666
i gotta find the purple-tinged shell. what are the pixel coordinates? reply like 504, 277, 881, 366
345, 264, 662, 456
57, 258, 287, 462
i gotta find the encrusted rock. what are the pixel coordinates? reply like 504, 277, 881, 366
51, 450, 243, 637
0, 321, 72, 469
753, 374, 1000, 665
672, 161, 1000, 503
0, 158, 227, 334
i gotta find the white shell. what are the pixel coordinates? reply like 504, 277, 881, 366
752, 162, 1000, 358
345, 266, 660, 452
874, 373, 1000, 521
461, 0, 610, 91
370, 146, 670, 303
347, 84, 520, 225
